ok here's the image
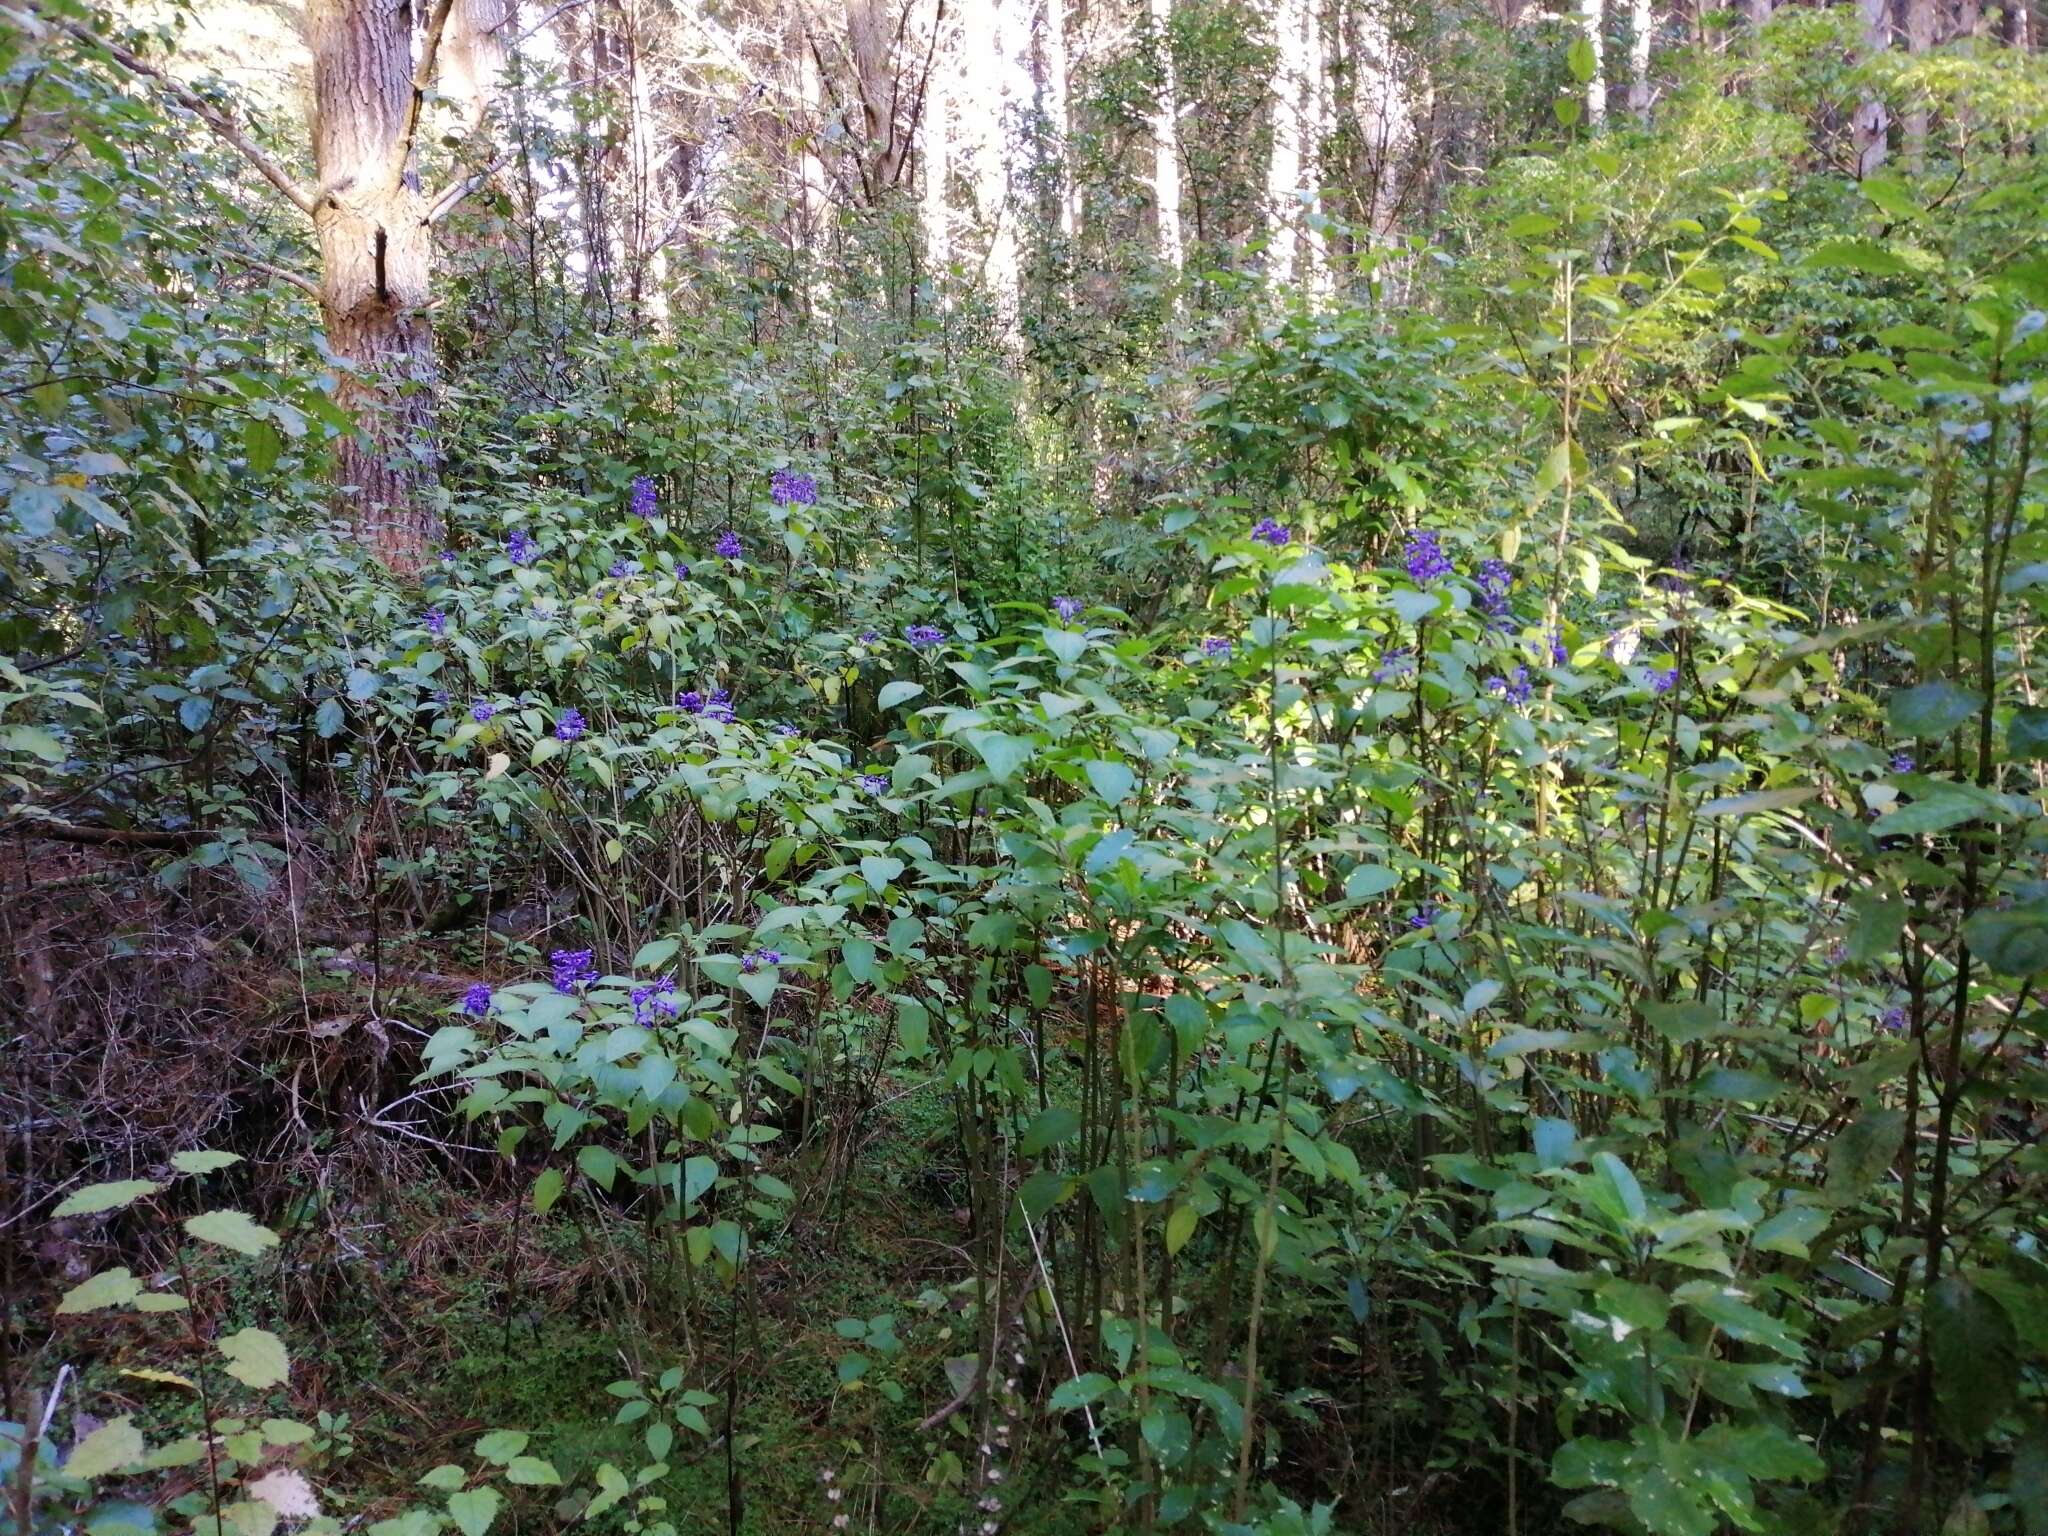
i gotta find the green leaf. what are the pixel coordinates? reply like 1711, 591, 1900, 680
67, 1416, 146, 1480
1888, 680, 1983, 738
171, 1150, 242, 1175
1626, 1457, 1714, 1536
217, 1328, 289, 1389
1644, 1001, 1720, 1043
1869, 791, 1988, 838
1699, 787, 1815, 817
473, 1431, 528, 1464
1803, 239, 1910, 276
859, 854, 905, 890
504, 1456, 561, 1487
417, 1465, 467, 1492
1827, 1108, 1905, 1201
2009, 708, 2048, 761
1591, 1152, 1647, 1224
446, 1487, 499, 1536
1847, 892, 1906, 965
1047, 1372, 1116, 1412
1965, 906, 2048, 976
1082, 759, 1136, 804
184, 1209, 279, 1256
682, 1155, 717, 1206
967, 730, 1035, 783
54, 1179, 164, 1218
1165, 1204, 1198, 1255
877, 680, 923, 710
531, 1168, 564, 1214
576, 1144, 620, 1192
1927, 1274, 2017, 1444
58, 1267, 142, 1315
1019, 1107, 1080, 1156
2012, 1418, 2048, 1535
1566, 35, 1597, 82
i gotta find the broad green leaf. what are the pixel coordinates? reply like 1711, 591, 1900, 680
54, 1179, 164, 1218
171, 1150, 242, 1175
504, 1456, 561, 1486
473, 1430, 528, 1464
184, 1210, 279, 1256
218, 1327, 289, 1389
967, 730, 1035, 782
1888, 680, 1983, 738
67, 1417, 146, 1480
58, 1267, 142, 1315
446, 1487, 500, 1536
1927, 1274, 2017, 1444
1082, 759, 1136, 804
877, 680, 923, 710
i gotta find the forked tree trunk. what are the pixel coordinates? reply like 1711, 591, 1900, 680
309, 0, 440, 572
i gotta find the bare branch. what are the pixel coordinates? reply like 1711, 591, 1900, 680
219, 247, 323, 300
388, 0, 461, 188
52, 17, 315, 218
426, 149, 514, 224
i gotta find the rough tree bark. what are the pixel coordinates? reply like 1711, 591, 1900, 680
1852, 0, 1892, 178
309, 0, 447, 572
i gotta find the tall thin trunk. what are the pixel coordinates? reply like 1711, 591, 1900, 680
1266, 0, 1307, 285
1302, 0, 1329, 294
1039, 0, 1076, 241
960, 0, 1019, 314
1852, 0, 1892, 177
1148, 0, 1184, 278
309, 0, 440, 571
1350, 0, 1409, 240
1627, 0, 1654, 120
1579, 0, 1607, 128
923, 9, 954, 274
1904, 0, 1936, 165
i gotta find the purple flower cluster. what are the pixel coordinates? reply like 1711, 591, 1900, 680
1891, 752, 1914, 773
859, 772, 891, 795
1485, 666, 1532, 705
1373, 647, 1415, 684
1251, 517, 1291, 547
1474, 558, 1513, 626
678, 687, 734, 723
630, 475, 658, 518
460, 982, 492, 1016
1404, 530, 1453, 587
905, 624, 945, 649
555, 708, 586, 742
610, 558, 632, 579
551, 948, 598, 993
1546, 629, 1568, 666
740, 948, 783, 974
715, 531, 744, 560
1202, 636, 1233, 660
675, 561, 691, 579
507, 529, 537, 566
1880, 1006, 1908, 1033
631, 975, 679, 1025
424, 608, 447, 637
1407, 903, 1441, 931
770, 469, 818, 507
773, 724, 799, 739
1648, 667, 1679, 696
439, 549, 457, 565
471, 700, 495, 723
1053, 596, 1083, 622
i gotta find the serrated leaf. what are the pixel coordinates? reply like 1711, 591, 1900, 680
504, 1456, 560, 1486
473, 1430, 528, 1463
171, 1150, 242, 1175
58, 1267, 143, 1314
184, 1209, 279, 1256
446, 1486, 500, 1536
54, 1180, 164, 1218
66, 1416, 145, 1479
217, 1327, 289, 1389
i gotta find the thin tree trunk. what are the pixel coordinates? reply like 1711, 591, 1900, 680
1148, 0, 1184, 278
443, 0, 513, 132
923, 7, 954, 274
1039, 0, 1076, 241
1266, 0, 1307, 285
1904, 0, 1936, 164
310, 0, 442, 572
1628, 0, 1655, 120
1853, 0, 1893, 177
960, 0, 1019, 314
1579, 0, 1607, 127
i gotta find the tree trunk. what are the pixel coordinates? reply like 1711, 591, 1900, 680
309, 0, 440, 572
1628, 0, 1655, 120
1266, 0, 1307, 285
1039, 0, 1076, 242
1579, 0, 1607, 128
1852, 0, 1892, 178
922, 7, 954, 274
1148, 0, 1184, 278
960, 0, 1019, 313
443, 0, 513, 132
1904, 0, 1936, 164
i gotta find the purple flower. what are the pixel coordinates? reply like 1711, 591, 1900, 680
1202, 636, 1233, 660
507, 529, 537, 566
1474, 558, 1514, 626
1485, 666, 1532, 705
460, 982, 492, 1016
610, 558, 631, 579
858, 630, 878, 644
859, 772, 890, 794
1053, 596, 1083, 622
715, 530, 744, 560
675, 562, 691, 580
1648, 667, 1679, 695
770, 468, 817, 507
705, 687, 734, 723
905, 624, 945, 649
431, 688, 448, 704
555, 708, 586, 742
1891, 752, 1914, 773
550, 948, 598, 993
630, 475, 658, 518
1404, 530, 1453, 587
631, 975, 679, 1024
774, 724, 799, 738
1407, 903, 1440, 931
424, 608, 447, 637
439, 549, 457, 565
471, 700, 495, 723
1880, 1006, 1908, 1033
677, 690, 705, 714
740, 948, 783, 974
1250, 517, 1291, 547
1373, 646, 1415, 684
1546, 629, 1568, 666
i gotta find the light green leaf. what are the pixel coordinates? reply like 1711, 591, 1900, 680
54, 1180, 164, 1218
217, 1327, 289, 1389
504, 1456, 560, 1486
58, 1267, 142, 1315
446, 1487, 500, 1536
171, 1151, 242, 1175
184, 1209, 279, 1256
67, 1417, 146, 1480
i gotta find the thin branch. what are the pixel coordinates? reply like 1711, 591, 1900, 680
219, 247, 323, 301
51, 16, 315, 218
426, 149, 515, 224
388, 0, 462, 189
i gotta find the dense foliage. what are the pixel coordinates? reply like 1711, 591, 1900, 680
7, 4, 2048, 1535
